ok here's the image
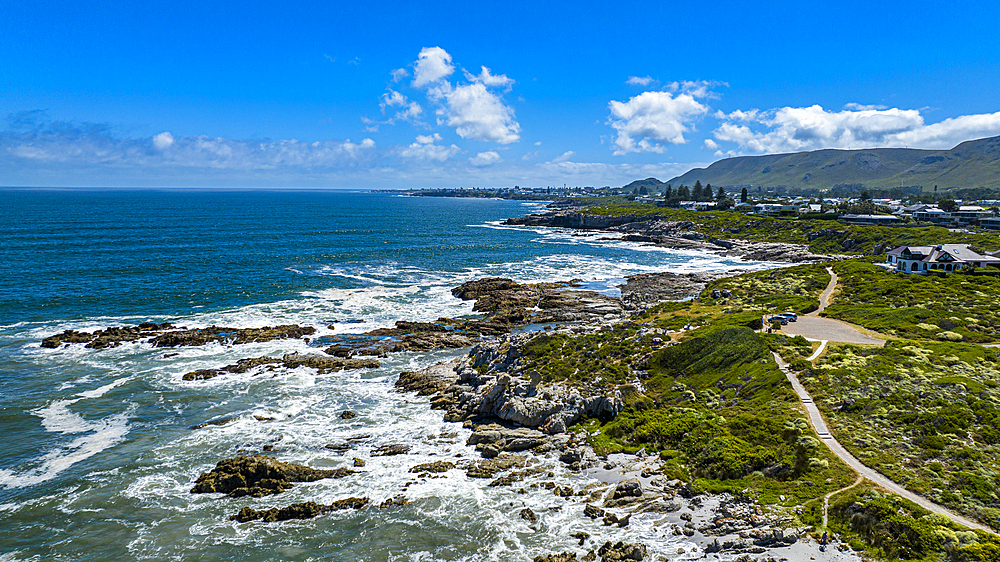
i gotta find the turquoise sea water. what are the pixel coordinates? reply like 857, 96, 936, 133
0, 190, 777, 561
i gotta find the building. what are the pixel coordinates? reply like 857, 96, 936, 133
886, 244, 1000, 274
912, 207, 950, 223
839, 214, 902, 226
753, 203, 798, 217
981, 217, 1000, 232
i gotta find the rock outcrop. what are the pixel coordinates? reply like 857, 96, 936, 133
230, 498, 368, 522
190, 455, 351, 498
42, 323, 316, 349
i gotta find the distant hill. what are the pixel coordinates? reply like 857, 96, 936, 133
667, 135, 1000, 192
622, 177, 667, 192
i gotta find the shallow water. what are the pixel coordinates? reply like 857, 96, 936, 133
0, 190, 782, 560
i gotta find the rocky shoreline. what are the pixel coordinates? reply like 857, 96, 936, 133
38, 227, 857, 560
506, 211, 837, 263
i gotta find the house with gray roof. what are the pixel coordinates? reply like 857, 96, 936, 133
886, 244, 1000, 274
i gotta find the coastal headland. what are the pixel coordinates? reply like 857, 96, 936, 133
40, 200, 1000, 561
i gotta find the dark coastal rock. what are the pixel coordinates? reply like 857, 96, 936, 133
584, 504, 606, 519
619, 271, 731, 310
230, 498, 368, 522
520, 507, 538, 524
340, 410, 357, 419
409, 461, 455, 474
611, 478, 642, 500
396, 359, 462, 396
466, 454, 530, 478
597, 540, 647, 561
182, 356, 283, 380
190, 455, 342, 498
371, 444, 410, 456
281, 353, 380, 373
184, 354, 379, 381
533, 554, 577, 562
42, 323, 316, 349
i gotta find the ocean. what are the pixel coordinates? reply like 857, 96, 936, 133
0, 190, 778, 561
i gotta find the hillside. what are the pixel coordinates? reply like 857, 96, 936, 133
668, 135, 1000, 192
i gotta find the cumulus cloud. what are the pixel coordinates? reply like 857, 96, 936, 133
382, 47, 520, 144
464, 66, 514, 89
626, 76, 654, 86
844, 102, 888, 111
437, 82, 520, 144
412, 46, 454, 88
399, 134, 461, 161
379, 89, 424, 124
391, 68, 409, 82
608, 91, 710, 155
710, 104, 1000, 153
702, 138, 718, 151
469, 151, 501, 166
152, 131, 174, 150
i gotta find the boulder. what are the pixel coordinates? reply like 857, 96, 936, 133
190, 455, 339, 498
230, 498, 368, 522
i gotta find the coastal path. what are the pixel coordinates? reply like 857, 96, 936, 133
772, 350, 992, 533
779, 267, 885, 346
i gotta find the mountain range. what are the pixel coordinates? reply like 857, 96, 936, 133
667, 135, 1000, 192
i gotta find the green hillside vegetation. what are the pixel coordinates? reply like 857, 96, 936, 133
668, 135, 1000, 191
826, 484, 1000, 561
517, 262, 1000, 557
825, 260, 1000, 342
580, 204, 1000, 255
801, 340, 1000, 531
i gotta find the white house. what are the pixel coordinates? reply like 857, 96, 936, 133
886, 244, 1000, 274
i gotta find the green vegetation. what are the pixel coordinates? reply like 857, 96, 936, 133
826, 259, 1000, 343
516, 255, 1000, 557
826, 484, 1000, 561
579, 205, 1000, 255
803, 340, 1000, 529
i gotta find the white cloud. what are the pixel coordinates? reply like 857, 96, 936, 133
412, 46, 454, 88
666, 80, 727, 99
439, 82, 520, 144
391, 68, 408, 82
709, 104, 1000, 153
626, 76, 654, 86
469, 151, 501, 166
152, 131, 174, 150
702, 138, 718, 151
399, 134, 461, 161
551, 150, 575, 163
465, 66, 514, 89
379, 89, 424, 124
415, 133, 442, 144
608, 91, 710, 155
890, 111, 1000, 148
534, 141, 541, 146
844, 102, 888, 111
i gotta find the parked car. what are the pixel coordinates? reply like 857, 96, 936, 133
775, 312, 797, 322
767, 316, 789, 325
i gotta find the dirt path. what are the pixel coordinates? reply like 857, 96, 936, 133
823, 475, 864, 528
813, 267, 838, 315
772, 351, 993, 533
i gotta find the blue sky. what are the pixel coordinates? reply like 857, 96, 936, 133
3, 0, 1000, 188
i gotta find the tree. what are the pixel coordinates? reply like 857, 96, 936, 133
740, 187, 748, 203
664, 186, 673, 199
939, 199, 958, 212
677, 185, 690, 199
716, 185, 726, 201
860, 190, 872, 201
639, 186, 648, 195
632, 187, 639, 195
